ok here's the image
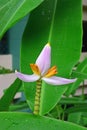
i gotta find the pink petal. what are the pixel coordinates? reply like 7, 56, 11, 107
15, 71, 40, 82
42, 76, 77, 85
36, 44, 51, 75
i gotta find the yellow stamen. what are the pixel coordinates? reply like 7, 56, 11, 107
30, 64, 40, 75
44, 66, 57, 78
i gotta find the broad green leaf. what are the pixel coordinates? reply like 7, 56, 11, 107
82, 117, 87, 126
68, 112, 87, 127
68, 112, 82, 125
21, 0, 82, 115
0, 0, 44, 38
0, 112, 87, 130
0, 78, 22, 111
66, 58, 87, 95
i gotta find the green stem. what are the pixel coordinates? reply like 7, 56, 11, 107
48, 0, 57, 43
81, 80, 85, 99
56, 105, 61, 120
33, 79, 42, 115
62, 104, 67, 120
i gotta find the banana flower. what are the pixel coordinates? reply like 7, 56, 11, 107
15, 43, 76, 85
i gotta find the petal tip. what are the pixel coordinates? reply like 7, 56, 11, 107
47, 43, 50, 46
73, 78, 77, 82
15, 70, 17, 73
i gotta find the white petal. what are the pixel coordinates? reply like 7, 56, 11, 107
42, 76, 76, 85
15, 71, 40, 82
36, 44, 51, 75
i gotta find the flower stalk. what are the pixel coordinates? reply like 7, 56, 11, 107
33, 79, 42, 115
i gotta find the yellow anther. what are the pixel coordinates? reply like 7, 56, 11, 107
30, 64, 40, 75
44, 66, 57, 78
